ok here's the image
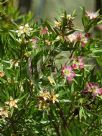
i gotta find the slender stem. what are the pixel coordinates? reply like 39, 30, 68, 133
10, 118, 17, 134
48, 110, 61, 136
56, 103, 68, 129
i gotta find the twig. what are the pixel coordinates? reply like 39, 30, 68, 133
56, 103, 68, 129
48, 110, 61, 136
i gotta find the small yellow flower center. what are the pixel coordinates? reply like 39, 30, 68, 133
63, 69, 71, 76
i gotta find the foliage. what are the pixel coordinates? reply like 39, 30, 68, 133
0, 3, 102, 136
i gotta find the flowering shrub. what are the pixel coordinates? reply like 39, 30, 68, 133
0, 5, 102, 136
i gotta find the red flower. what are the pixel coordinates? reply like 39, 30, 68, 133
85, 33, 91, 38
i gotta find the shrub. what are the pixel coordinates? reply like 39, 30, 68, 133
0, 5, 102, 136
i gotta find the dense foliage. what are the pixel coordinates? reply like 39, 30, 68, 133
0, 4, 102, 136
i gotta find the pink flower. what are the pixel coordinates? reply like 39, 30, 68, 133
62, 66, 75, 81
68, 32, 82, 43
68, 32, 89, 47
31, 38, 37, 43
72, 57, 84, 70
83, 82, 102, 97
40, 27, 48, 35
68, 33, 77, 42
30, 38, 38, 49
76, 32, 89, 47
75, 32, 83, 41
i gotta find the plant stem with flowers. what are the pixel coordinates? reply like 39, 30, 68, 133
0, 4, 102, 135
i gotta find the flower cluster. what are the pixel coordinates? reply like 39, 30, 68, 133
68, 32, 90, 47
38, 90, 59, 110
0, 97, 18, 119
16, 24, 33, 40
54, 14, 74, 30
54, 20, 61, 27
82, 82, 102, 97
72, 57, 84, 70
62, 56, 84, 81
